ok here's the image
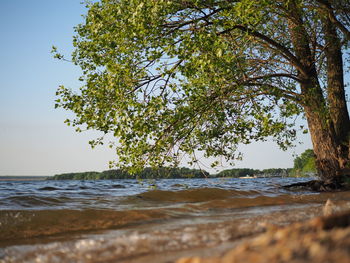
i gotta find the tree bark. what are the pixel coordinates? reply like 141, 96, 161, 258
304, 101, 342, 182
287, 1, 350, 183
323, 17, 350, 171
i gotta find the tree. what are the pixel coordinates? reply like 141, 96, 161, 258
54, 0, 350, 183
293, 149, 316, 176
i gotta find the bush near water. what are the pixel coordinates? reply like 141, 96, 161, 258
290, 149, 317, 177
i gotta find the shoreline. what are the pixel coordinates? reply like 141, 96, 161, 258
176, 204, 350, 263
0, 176, 47, 181
5, 200, 350, 263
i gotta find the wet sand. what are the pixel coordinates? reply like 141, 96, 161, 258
176, 201, 350, 263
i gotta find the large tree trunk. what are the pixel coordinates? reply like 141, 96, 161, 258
304, 102, 342, 182
287, 1, 350, 183
300, 74, 343, 182
323, 17, 350, 172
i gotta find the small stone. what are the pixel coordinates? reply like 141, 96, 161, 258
323, 199, 336, 216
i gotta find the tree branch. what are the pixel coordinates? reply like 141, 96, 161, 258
162, 8, 224, 29
245, 73, 303, 83
219, 25, 309, 77
316, 0, 350, 41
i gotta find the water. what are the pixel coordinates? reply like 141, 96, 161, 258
1, 177, 350, 262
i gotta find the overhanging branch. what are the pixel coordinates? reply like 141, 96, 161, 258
219, 25, 309, 77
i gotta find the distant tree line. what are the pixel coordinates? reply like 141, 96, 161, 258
215, 150, 316, 178
50, 167, 209, 180
50, 150, 316, 180
50, 167, 292, 180
213, 168, 292, 178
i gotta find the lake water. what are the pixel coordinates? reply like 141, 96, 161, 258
1, 177, 350, 262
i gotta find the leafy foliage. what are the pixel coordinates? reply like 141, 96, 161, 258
54, 0, 350, 172
291, 149, 316, 176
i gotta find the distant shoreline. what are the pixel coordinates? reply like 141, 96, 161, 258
0, 176, 48, 181
49, 167, 302, 180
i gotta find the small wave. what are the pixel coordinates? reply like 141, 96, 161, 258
1, 196, 64, 208
171, 183, 186, 188
38, 186, 60, 191
0, 208, 172, 241
133, 188, 260, 203
111, 184, 126, 189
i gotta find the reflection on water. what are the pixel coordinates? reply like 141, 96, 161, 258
1, 178, 350, 262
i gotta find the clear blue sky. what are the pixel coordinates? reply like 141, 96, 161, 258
0, 0, 313, 176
